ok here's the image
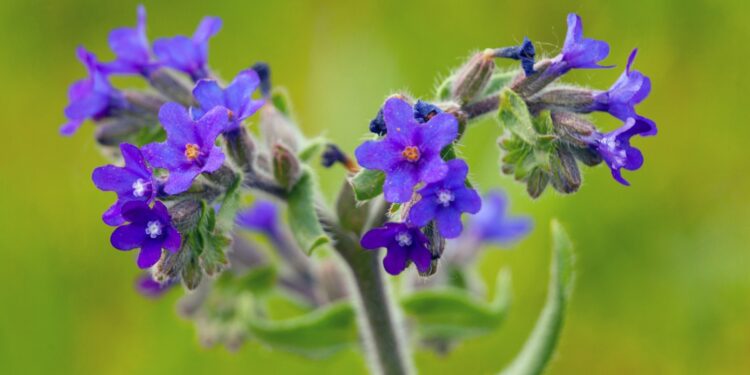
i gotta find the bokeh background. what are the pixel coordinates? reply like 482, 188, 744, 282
1, 0, 748, 374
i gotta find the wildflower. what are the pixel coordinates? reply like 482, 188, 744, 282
153, 16, 222, 80
321, 144, 358, 172
105, 5, 157, 76
60, 47, 126, 136
92, 143, 157, 226
142, 103, 230, 194
466, 190, 532, 244
355, 97, 458, 203
586, 116, 652, 185
547, 13, 610, 77
408, 159, 481, 238
191, 70, 264, 130
235, 200, 281, 239
413, 100, 443, 123
110, 201, 181, 269
592, 49, 656, 135
361, 223, 432, 275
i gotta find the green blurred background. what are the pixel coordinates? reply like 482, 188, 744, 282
1, 0, 748, 373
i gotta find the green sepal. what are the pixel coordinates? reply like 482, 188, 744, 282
497, 88, 538, 144
287, 170, 330, 254
482, 71, 517, 97
270, 87, 293, 116
400, 269, 512, 341
335, 179, 371, 235
248, 302, 358, 358
436, 75, 456, 101
297, 137, 327, 163
349, 168, 385, 202
500, 220, 575, 375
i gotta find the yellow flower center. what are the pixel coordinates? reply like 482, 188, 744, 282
402, 146, 420, 162
184, 143, 201, 161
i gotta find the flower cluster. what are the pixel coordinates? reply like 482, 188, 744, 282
356, 97, 483, 275
65, 7, 266, 275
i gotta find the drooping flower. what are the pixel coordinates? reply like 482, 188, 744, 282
191, 70, 264, 131
466, 190, 533, 245
355, 97, 458, 203
92, 143, 157, 226
321, 144, 358, 172
547, 13, 610, 77
585, 116, 652, 185
361, 223, 432, 275
110, 201, 181, 269
591, 49, 656, 136
60, 47, 127, 136
408, 159, 481, 238
104, 5, 157, 76
142, 102, 230, 194
153, 16, 222, 80
235, 200, 281, 239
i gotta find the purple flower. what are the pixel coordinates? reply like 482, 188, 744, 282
548, 14, 610, 77
361, 223, 432, 275
153, 16, 222, 81
494, 37, 537, 76
191, 70, 264, 131
110, 201, 181, 269
92, 143, 156, 226
408, 159, 481, 238
142, 103, 230, 194
413, 100, 443, 123
355, 97, 458, 203
592, 49, 656, 136
136, 273, 175, 298
586, 116, 652, 185
104, 5, 157, 76
60, 47, 126, 136
466, 190, 532, 245
235, 200, 281, 239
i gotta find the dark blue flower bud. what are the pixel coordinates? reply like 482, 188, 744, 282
251, 62, 271, 97
413, 100, 443, 123
369, 107, 386, 135
494, 37, 537, 76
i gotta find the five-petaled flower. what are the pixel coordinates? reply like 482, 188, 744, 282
355, 97, 458, 203
591, 49, 656, 136
153, 16, 222, 81
361, 223, 432, 275
110, 201, 181, 269
142, 102, 230, 194
60, 47, 127, 136
408, 159, 481, 238
547, 13, 611, 78
104, 5, 157, 76
466, 190, 533, 245
191, 70, 265, 131
92, 143, 157, 226
585, 116, 652, 185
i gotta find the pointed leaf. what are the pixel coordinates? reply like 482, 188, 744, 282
497, 88, 538, 144
500, 219, 575, 375
248, 302, 358, 358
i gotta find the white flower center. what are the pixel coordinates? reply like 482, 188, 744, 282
145, 220, 163, 239
395, 232, 412, 247
132, 179, 147, 197
436, 189, 455, 207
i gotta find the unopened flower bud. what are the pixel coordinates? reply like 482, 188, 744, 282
260, 105, 302, 152
147, 68, 195, 106
493, 37, 537, 76
94, 117, 146, 146
420, 222, 445, 277
322, 144, 359, 173
526, 168, 550, 199
510, 59, 553, 98
272, 143, 301, 190
251, 62, 271, 97
550, 146, 581, 194
122, 91, 166, 116
169, 199, 202, 233
224, 128, 257, 173
550, 110, 597, 146
570, 145, 603, 166
452, 49, 496, 104
529, 88, 595, 114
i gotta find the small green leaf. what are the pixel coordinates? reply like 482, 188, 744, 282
297, 137, 327, 163
349, 169, 385, 201
215, 176, 242, 231
287, 170, 329, 254
497, 88, 538, 144
248, 302, 358, 358
500, 220, 575, 375
271, 87, 293, 116
483, 71, 517, 97
401, 270, 512, 340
